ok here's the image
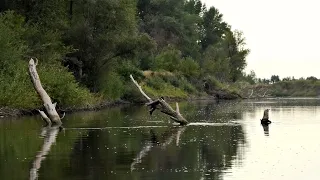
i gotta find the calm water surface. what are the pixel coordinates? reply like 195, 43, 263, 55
1, 98, 320, 179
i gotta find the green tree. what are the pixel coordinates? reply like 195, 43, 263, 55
224, 30, 249, 82
271, 75, 280, 83
306, 76, 318, 81
201, 6, 229, 50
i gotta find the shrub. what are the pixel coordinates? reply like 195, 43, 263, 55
153, 46, 182, 72
145, 76, 165, 90
179, 57, 200, 78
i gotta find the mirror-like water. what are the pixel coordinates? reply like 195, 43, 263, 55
1, 98, 320, 179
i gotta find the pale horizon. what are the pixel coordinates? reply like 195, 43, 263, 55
202, 0, 320, 79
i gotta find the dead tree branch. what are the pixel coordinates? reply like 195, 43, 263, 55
29, 58, 62, 125
130, 74, 188, 125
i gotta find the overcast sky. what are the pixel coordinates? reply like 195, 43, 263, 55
202, 0, 320, 79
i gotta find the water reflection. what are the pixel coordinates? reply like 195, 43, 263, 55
29, 125, 61, 180
62, 116, 245, 179
0, 100, 248, 179
261, 124, 270, 136
131, 127, 186, 171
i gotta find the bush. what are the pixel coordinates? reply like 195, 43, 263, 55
116, 61, 144, 82
179, 57, 200, 78
145, 76, 165, 90
203, 76, 223, 92
153, 46, 182, 72
38, 64, 96, 106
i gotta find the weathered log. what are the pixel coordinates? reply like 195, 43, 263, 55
28, 58, 62, 125
130, 75, 188, 125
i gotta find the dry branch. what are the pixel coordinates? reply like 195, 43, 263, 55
130, 74, 188, 125
29, 58, 62, 125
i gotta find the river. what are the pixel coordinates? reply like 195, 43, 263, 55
1, 98, 320, 179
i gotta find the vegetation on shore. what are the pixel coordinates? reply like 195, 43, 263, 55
238, 73, 320, 98
0, 0, 251, 112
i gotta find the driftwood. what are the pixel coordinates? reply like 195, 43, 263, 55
130, 75, 188, 125
245, 89, 270, 99
28, 58, 63, 125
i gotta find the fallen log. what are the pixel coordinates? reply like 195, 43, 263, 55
130, 74, 188, 125
28, 58, 62, 125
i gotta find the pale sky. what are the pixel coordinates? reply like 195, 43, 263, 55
202, 0, 320, 79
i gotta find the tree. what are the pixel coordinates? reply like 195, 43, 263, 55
201, 6, 229, 50
271, 75, 280, 83
244, 70, 257, 85
224, 30, 249, 82
306, 76, 318, 81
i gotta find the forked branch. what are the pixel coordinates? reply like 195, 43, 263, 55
130, 74, 188, 125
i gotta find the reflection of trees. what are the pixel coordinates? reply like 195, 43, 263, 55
136, 125, 246, 180
63, 123, 245, 180
23, 101, 247, 179
29, 125, 61, 180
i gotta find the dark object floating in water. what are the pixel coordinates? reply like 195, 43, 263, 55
261, 109, 272, 125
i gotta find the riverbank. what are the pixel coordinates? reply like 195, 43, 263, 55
0, 93, 235, 118
0, 70, 244, 118
0, 99, 130, 118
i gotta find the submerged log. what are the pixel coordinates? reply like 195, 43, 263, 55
130, 75, 188, 125
28, 58, 62, 125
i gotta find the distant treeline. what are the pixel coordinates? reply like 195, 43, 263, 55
245, 71, 319, 85
0, 0, 250, 109
239, 72, 320, 97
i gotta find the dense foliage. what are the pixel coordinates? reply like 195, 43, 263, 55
0, 0, 250, 109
